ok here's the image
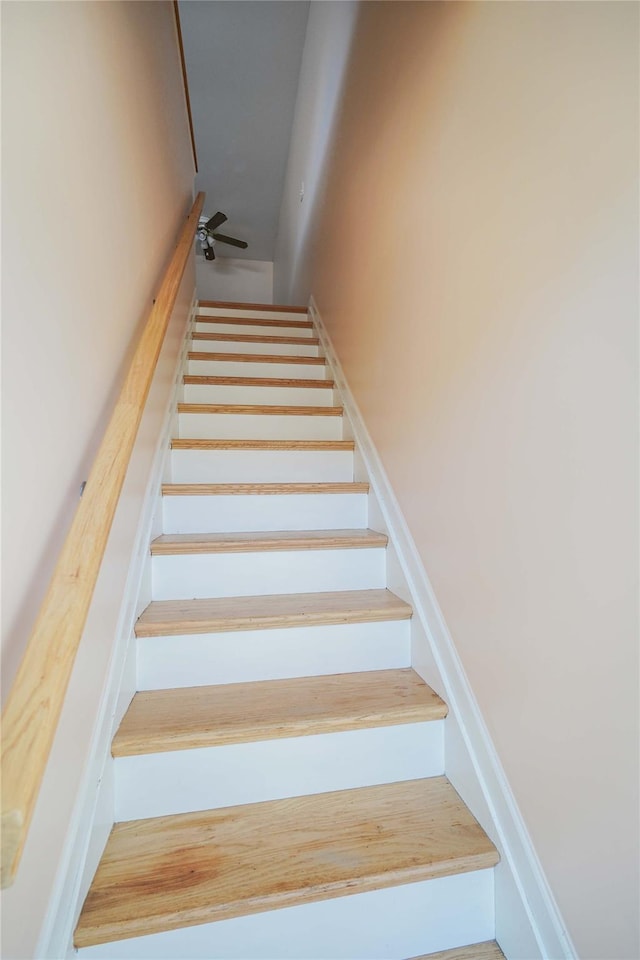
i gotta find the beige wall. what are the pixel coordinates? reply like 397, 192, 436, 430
281, 2, 638, 957
1, 3, 195, 954
1, 1, 195, 690
274, 1, 358, 305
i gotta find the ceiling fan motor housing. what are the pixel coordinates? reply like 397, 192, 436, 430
197, 212, 248, 260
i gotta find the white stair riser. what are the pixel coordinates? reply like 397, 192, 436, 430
183, 383, 335, 406
136, 619, 411, 690
177, 412, 343, 441
162, 492, 368, 533
191, 338, 320, 358
170, 449, 353, 483
187, 358, 328, 380
77, 869, 495, 959
195, 321, 316, 338
115, 722, 444, 821
198, 307, 309, 322
151, 548, 386, 600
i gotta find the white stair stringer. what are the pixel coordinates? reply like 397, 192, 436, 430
74, 304, 499, 960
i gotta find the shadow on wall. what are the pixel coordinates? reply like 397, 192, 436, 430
196, 255, 274, 303
273, 1, 360, 305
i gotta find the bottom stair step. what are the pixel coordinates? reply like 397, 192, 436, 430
75, 777, 498, 949
410, 943, 505, 960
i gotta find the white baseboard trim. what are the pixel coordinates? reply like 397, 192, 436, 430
308, 295, 577, 960
37, 292, 199, 960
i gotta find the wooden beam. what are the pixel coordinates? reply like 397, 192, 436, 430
173, 1, 198, 173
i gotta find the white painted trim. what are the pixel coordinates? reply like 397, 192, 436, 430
36, 293, 199, 960
308, 295, 578, 960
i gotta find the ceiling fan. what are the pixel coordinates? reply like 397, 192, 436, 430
197, 211, 248, 261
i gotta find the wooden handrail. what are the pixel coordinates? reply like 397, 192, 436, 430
0, 192, 205, 888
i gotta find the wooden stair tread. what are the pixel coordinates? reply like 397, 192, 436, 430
198, 300, 308, 313
74, 776, 498, 947
192, 332, 319, 346
177, 403, 343, 416
135, 588, 412, 638
161, 482, 370, 496
188, 351, 326, 365
196, 315, 313, 329
170, 438, 354, 451
408, 943, 505, 960
112, 668, 447, 757
183, 375, 334, 388
150, 529, 387, 555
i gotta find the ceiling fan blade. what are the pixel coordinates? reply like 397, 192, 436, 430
204, 245, 215, 261
205, 211, 227, 232
212, 232, 248, 249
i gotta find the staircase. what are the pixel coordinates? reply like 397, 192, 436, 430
74, 304, 504, 959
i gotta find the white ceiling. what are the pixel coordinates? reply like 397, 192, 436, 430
178, 0, 310, 262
